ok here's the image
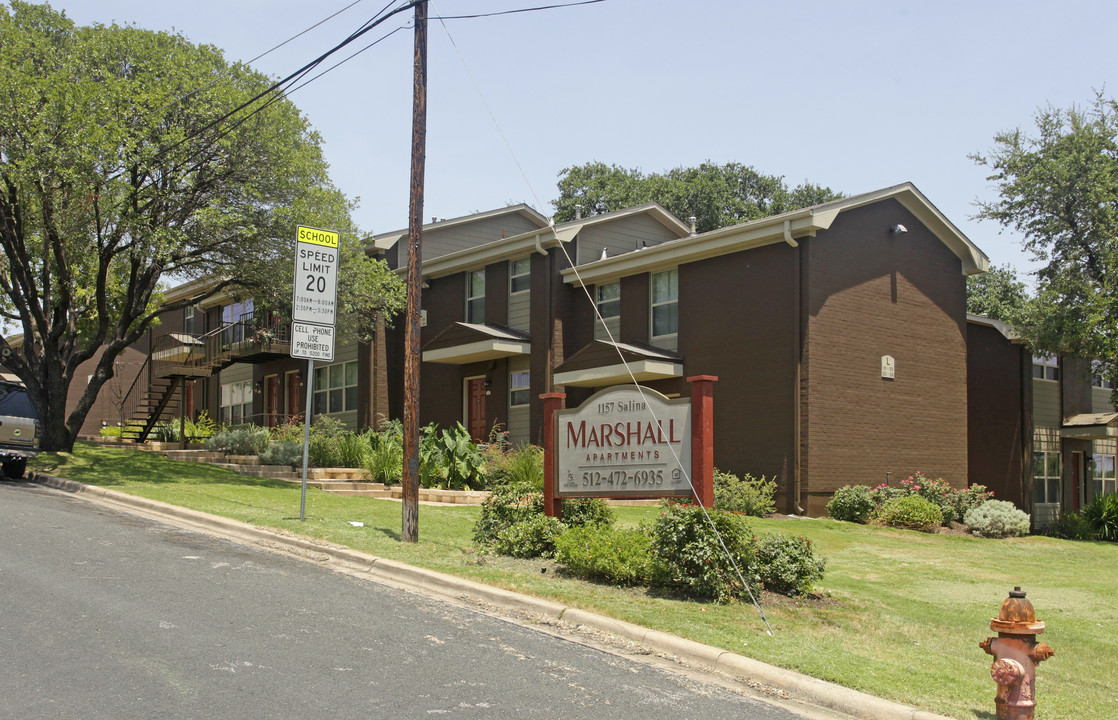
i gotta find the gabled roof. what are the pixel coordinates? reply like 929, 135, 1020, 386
421, 322, 531, 364
562, 183, 990, 286
553, 339, 683, 388
418, 203, 691, 280
368, 204, 550, 252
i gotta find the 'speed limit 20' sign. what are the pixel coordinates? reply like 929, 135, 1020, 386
291, 225, 339, 361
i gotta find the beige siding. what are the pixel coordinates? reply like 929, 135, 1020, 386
508, 290, 530, 332
594, 316, 620, 341
1032, 379, 1061, 432
576, 214, 682, 265
1092, 386, 1117, 413
422, 215, 545, 262
507, 356, 530, 446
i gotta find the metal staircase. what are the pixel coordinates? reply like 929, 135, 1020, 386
117, 311, 291, 442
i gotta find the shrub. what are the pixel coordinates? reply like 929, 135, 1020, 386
963, 500, 1030, 538
333, 431, 371, 468
100, 424, 123, 437
492, 515, 566, 558
1081, 492, 1118, 542
873, 495, 943, 532
827, 485, 876, 523
473, 479, 544, 546
430, 423, 486, 490
206, 426, 270, 455
1043, 510, 1097, 541
483, 444, 544, 490
713, 469, 776, 516
364, 440, 403, 485
651, 503, 759, 603
561, 497, 614, 528
755, 534, 826, 596
953, 483, 995, 520
555, 524, 654, 585
259, 441, 303, 468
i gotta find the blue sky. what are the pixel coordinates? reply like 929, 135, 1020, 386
43, 0, 1118, 277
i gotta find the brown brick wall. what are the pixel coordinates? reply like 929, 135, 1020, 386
966, 322, 1029, 508
801, 200, 968, 514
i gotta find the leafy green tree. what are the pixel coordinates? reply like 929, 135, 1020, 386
966, 263, 1033, 326
553, 161, 842, 232
972, 93, 1118, 391
0, 2, 402, 451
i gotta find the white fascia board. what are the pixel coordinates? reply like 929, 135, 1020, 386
422, 339, 531, 364
562, 212, 831, 285
553, 360, 683, 388
421, 226, 580, 280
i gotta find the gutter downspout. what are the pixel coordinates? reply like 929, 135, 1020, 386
793, 237, 806, 514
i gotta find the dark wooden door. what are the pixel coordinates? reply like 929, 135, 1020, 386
286, 371, 301, 422
467, 378, 487, 442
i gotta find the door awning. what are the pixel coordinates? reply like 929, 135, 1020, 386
553, 339, 682, 388
422, 322, 531, 364
1060, 412, 1118, 440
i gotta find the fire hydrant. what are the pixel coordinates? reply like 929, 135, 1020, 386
979, 587, 1055, 720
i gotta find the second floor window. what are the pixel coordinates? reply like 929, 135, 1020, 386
651, 269, 678, 338
1032, 354, 1059, 381
1092, 363, 1114, 389
221, 299, 254, 344
510, 369, 530, 407
510, 257, 531, 294
184, 306, 196, 335
596, 282, 620, 319
467, 269, 485, 324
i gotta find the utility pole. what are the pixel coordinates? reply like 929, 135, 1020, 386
401, 0, 428, 543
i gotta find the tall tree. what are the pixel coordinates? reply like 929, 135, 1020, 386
966, 263, 1033, 327
972, 93, 1118, 389
553, 161, 842, 232
0, 2, 402, 451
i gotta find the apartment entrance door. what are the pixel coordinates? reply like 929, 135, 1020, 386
285, 370, 301, 423
264, 375, 280, 427
465, 377, 487, 442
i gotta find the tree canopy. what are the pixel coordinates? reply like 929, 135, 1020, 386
0, 2, 402, 450
552, 161, 842, 233
966, 263, 1033, 327
972, 93, 1118, 388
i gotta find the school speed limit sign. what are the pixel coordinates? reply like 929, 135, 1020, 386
291, 225, 339, 327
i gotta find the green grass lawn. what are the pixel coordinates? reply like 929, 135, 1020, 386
31, 442, 1118, 720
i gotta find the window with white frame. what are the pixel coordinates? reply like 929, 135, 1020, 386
314, 360, 358, 415
510, 369, 530, 407
1032, 450, 1061, 504
510, 257, 531, 294
184, 305, 196, 335
1032, 354, 1059, 381
596, 282, 620, 319
466, 269, 485, 323
1093, 453, 1116, 498
651, 269, 678, 338
220, 380, 253, 425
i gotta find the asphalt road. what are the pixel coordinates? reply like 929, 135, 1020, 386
0, 481, 823, 720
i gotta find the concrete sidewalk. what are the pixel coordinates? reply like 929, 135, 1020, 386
28, 470, 954, 720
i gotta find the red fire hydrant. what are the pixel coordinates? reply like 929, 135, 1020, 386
979, 587, 1055, 720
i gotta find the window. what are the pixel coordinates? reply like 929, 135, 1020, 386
1032, 354, 1059, 381
510, 369, 530, 407
651, 269, 678, 338
1032, 450, 1061, 504
184, 306, 196, 335
510, 257, 531, 294
313, 360, 358, 415
1093, 453, 1116, 498
221, 298, 254, 344
1092, 363, 1114, 389
220, 380, 253, 425
466, 269, 485, 323
596, 282, 620, 319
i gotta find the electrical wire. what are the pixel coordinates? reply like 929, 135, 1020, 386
430, 0, 773, 635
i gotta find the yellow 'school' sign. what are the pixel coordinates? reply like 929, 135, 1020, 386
297, 225, 339, 248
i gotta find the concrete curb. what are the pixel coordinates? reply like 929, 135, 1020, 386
29, 471, 955, 720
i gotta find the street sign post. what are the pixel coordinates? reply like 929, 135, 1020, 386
290, 225, 340, 521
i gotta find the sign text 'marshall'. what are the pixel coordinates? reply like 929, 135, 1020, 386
565, 419, 682, 449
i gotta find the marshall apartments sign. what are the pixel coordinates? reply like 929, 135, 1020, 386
555, 386, 692, 498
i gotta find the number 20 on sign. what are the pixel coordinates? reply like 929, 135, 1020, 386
291, 225, 339, 327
